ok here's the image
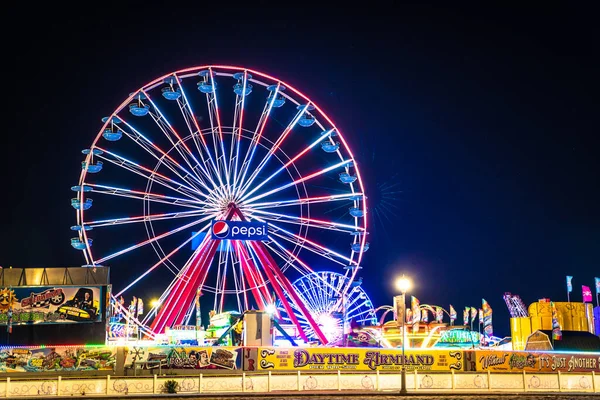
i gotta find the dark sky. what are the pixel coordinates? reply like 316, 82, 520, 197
2, 4, 598, 337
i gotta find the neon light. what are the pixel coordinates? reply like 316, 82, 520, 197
244, 159, 353, 205
98, 215, 213, 264
234, 82, 279, 194
239, 130, 333, 202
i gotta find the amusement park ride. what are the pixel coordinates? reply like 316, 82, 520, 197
71, 65, 371, 347
64, 65, 598, 351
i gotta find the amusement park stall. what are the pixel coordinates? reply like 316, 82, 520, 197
0, 266, 110, 346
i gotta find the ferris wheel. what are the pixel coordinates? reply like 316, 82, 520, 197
71, 65, 368, 344
277, 271, 377, 343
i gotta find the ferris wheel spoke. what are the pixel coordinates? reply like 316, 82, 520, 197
116, 116, 218, 197
243, 243, 273, 303
203, 68, 230, 190
114, 224, 211, 297
141, 90, 210, 187
95, 147, 208, 202
85, 209, 208, 229
247, 192, 364, 210
96, 214, 215, 264
229, 247, 243, 313
239, 129, 332, 202
173, 73, 226, 196
230, 71, 249, 189
229, 243, 249, 311
236, 104, 310, 197
249, 209, 362, 233
346, 299, 372, 317
243, 159, 353, 205
88, 184, 208, 210
234, 83, 281, 196
267, 226, 351, 267
266, 242, 345, 299
251, 214, 354, 266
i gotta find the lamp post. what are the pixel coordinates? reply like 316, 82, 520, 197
395, 275, 411, 395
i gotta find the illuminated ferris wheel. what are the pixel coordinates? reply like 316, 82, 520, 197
278, 271, 377, 343
71, 66, 368, 343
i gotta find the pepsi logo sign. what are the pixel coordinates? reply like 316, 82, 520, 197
212, 221, 229, 239
210, 220, 269, 241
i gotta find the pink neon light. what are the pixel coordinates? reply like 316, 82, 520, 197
95, 146, 197, 194
118, 116, 207, 182
249, 192, 364, 209
173, 73, 208, 147
142, 89, 204, 171
234, 241, 266, 310
252, 209, 359, 231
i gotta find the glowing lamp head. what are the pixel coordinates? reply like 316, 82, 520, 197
150, 299, 161, 308
265, 303, 277, 315
395, 275, 411, 294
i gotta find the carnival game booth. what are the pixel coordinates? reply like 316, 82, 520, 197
0, 267, 110, 346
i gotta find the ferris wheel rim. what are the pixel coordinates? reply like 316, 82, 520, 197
75, 65, 369, 341
76, 65, 367, 273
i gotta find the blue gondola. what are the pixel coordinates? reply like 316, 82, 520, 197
233, 72, 253, 96
129, 92, 147, 100
71, 185, 92, 192
349, 207, 364, 218
320, 129, 337, 137
268, 93, 285, 108
297, 104, 316, 127
197, 80, 216, 93
71, 198, 93, 210
266, 84, 286, 107
81, 148, 103, 156
82, 161, 103, 173
197, 70, 216, 93
70, 225, 93, 231
101, 116, 122, 124
71, 238, 92, 250
321, 142, 340, 153
129, 103, 149, 117
351, 242, 369, 252
161, 87, 182, 100
233, 82, 253, 96
164, 76, 177, 85
343, 264, 363, 270
233, 72, 253, 80
339, 172, 357, 184
103, 128, 123, 141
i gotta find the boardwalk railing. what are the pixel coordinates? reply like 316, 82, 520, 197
1, 370, 598, 397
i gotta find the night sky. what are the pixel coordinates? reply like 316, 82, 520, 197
3, 4, 598, 337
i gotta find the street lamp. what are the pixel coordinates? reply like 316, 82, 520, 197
395, 275, 412, 395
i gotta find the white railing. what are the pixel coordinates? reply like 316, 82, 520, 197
0, 370, 598, 397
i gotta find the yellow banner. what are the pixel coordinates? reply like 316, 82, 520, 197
467, 350, 600, 373
256, 348, 464, 371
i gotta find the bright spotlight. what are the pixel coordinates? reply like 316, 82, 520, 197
265, 303, 277, 315
395, 275, 411, 294
150, 299, 161, 308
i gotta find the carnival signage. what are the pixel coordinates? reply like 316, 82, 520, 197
0, 346, 116, 373
0, 286, 103, 325
255, 348, 464, 371
124, 346, 240, 370
211, 220, 269, 241
468, 350, 600, 373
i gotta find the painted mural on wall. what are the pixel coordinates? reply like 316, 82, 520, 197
124, 346, 240, 370
466, 350, 600, 373
0, 286, 102, 325
0, 346, 116, 373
